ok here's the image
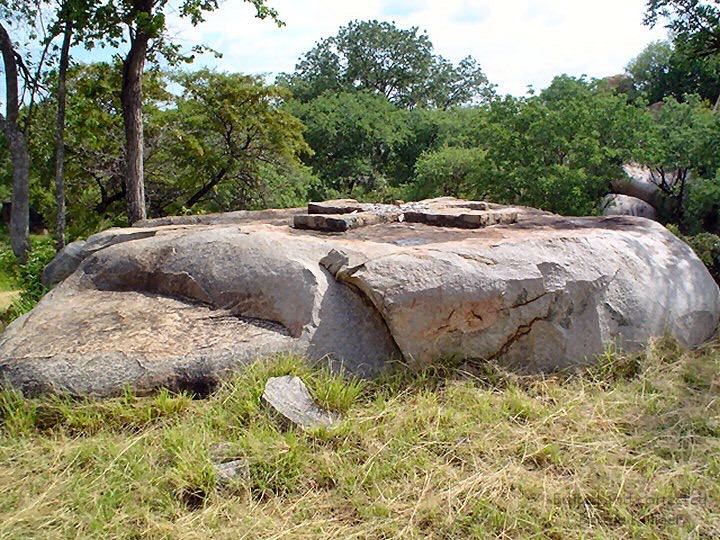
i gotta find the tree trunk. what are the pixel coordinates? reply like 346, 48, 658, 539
0, 21, 30, 263
54, 18, 73, 251
5, 128, 31, 263
121, 7, 151, 224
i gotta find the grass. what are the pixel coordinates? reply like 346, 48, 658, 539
0, 339, 719, 539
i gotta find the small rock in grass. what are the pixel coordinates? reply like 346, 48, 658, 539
213, 459, 250, 486
261, 375, 339, 430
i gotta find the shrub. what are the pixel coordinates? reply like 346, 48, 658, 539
682, 231, 720, 285
0, 235, 57, 324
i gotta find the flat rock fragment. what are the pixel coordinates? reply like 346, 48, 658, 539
293, 211, 401, 232
213, 459, 250, 486
307, 199, 365, 214
261, 375, 339, 429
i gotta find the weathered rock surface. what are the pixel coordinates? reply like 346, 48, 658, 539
602, 194, 658, 221
262, 375, 339, 429
1, 198, 718, 397
42, 228, 159, 286
612, 163, 664, 208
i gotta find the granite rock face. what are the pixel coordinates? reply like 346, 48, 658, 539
1, 198, 718, 397
602, 194, 658, 221
602, 163, 687, 222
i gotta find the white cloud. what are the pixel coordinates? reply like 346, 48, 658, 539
167, 0, 669, 95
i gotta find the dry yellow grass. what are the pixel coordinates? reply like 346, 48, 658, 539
0, 291, 19, 311
1, 338, 719, 539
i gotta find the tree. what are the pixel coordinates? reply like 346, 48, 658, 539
0, 3, 35, 262
281, 20, 494, 109
412, 146, 489, 200
30, 62, 169, 235
25, 63, 314, 234
637, 94, 720, 226
626, 39, 720, 104
644, 1, 720, 58
288, 91, 409, 196
644, 1, 720, 108
406, 76, 652, 215
152, 69, 312, 213
83, 0, 282, 223
50, 0, 81, 250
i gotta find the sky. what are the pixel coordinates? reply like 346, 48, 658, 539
166, 0, 670, 96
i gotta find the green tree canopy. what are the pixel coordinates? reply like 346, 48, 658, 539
287, 90, 408, 197
281, 19, 494, 109
644, 0, 720, 58
626, 39, 720, 103
409, 76, 652, 215
152, 69, 313, 214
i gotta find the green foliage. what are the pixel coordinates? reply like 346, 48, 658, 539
25, 62, 156, 237
0, 234, 55, 324
625, 39, 720, 104
411, 146, 489, 200
405, 76, 650, 216
19, 62, 314, 234
479, 77, 651, 214
644, 0, 720, 59
288, 91, 409, 197
679, 230, 720, 284
14, 235, 54, 301
686, 171, 720, 233
150, 69, 312, 213
635, 95, 720, 226
281, 19, 493, 109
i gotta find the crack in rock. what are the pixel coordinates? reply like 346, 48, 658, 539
490, 303, 555, 361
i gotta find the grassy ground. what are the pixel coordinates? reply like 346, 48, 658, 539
0, 338, 718, 539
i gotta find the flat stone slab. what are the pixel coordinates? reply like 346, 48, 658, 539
404, 208, 518, 228
307, 199, 365, 214
293, 211, 400, 232
261, 375, 339, 429
296, 198, 516, 232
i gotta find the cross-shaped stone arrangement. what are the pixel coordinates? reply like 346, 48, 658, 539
292, 197, 519, 232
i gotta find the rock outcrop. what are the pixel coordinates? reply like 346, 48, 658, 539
602, 163, 688, 222
601, 194, 658, 220
610, 163, 664, 210
1, 198, 718, 397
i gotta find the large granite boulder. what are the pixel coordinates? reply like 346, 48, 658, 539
601, 194, 658, 221
1, 198, 718, 397
603, 163, 689, 222
611, 163, 664, 209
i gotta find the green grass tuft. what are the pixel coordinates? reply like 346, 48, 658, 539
1, 343, 719, 538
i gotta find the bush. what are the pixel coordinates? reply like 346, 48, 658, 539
683, 231, 720, 284
668, 224, 720, 285
0, 235, 57, 324
685, 172, 720, 234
